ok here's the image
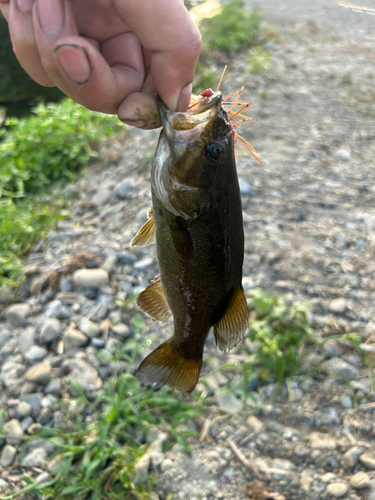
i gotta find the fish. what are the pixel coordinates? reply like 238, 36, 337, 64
131, 90, 249, 393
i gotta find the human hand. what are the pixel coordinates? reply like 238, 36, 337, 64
0, 0, 201, 129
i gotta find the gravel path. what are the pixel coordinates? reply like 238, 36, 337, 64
1, 1, 375, 498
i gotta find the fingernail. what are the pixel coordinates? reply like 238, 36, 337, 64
55, 44, 91, 85
36, 0, 64, 35
16, 0, 34, 13
177, 83, 193, 112
120, 118, 146, 128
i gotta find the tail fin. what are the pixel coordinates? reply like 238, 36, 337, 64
136, 339, 202, 393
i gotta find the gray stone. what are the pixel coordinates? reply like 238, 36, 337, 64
321, 358, 360, 380
217, 392, 243, 414
45, 300, 71, 320
0, 330, 10, 349
341, 446, 364, 468
25, 345, 48, 364
19, 327, 36, 355
102, 254, 118, 274
63, 358, 103, 392
111, 322, 131, 338
339, 394, 352, 409
134, 256, 154, 270
44, 378, 62, 396
322, 339, 343, 358
73, 269, 109, 288
79, 318, 100, 338
0, 479, 8, 492
5, 303, 31, 327
20, 447, 48, 468
92, 187, 112, 206
17, 401, 32, 418
246, 415, 264, 433
134, 453, 151, 484
0, 445, 17, 467
336, 148, 351, 161
20, 416, 34, 431
25, 361, 52, 384
20, 393, 42, 412
90, 303, 108, 321
359, 452, 375, 470
328, 298, 346, 314
39, 319, 61, 343
63, 328, 89, 350
350, 471, 371, 489
3, 418, 25, 445
118, 250, 137, 264
238, 178, 254, 196
115, 178, 133, 199
326, 482, 348, 497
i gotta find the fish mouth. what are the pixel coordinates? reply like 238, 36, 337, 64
158, 92, 223, 136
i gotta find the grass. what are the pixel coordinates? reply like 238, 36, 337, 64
0, 338, 203, 500
0, 99, 125, 290
193, 0, 263, 93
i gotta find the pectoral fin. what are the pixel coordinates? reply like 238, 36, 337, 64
168, 215, 194, 260
214, 283, 249, 352
137, 276, 172, 323
130, 208, 155, 246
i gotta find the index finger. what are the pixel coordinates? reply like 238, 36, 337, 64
113, 0, 201, 111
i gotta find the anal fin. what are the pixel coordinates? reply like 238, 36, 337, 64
137, 275, 172, 323
136, 339, 202, 393
130, 207, 155, 246
214, 282, 249, 352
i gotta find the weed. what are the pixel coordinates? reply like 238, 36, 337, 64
0, 99, 124, 196
199, 0, 261, 54
193, 0, 263, 93
244, 290, 314, 387
248, 47, 271, 75
1, 345, 202, 499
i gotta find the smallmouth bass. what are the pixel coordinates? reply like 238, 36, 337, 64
131, 90, 249, 392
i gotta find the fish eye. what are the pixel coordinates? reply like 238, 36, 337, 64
204, 141, 223, 162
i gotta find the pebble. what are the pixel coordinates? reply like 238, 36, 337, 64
134, 256, 154, 270
63, 328, 89, 350
39, 319, 61, 343
5, 303, 31, 327
63, 358, 103, 392
359, 452, 375, 470
73, 268, 109, 288
20, 393, 42, 412
308, 432, 336, 450
0, 445, 17, 467
3, 419, 25, 445
328, 298, 346, 314
341, 446, 364, 468
20, 447, 48, 468
115, 178, 133, 199
246, 415, 264, 433
238, 178, 254, 196
18, 327, 36, 355
25, 361, 52, 384
339, 393, 352, 409
92, 187, 112, 206
321, 358, 360, 380
102, 254, 118, 274
336, 148, 351, 161
25, 345, 48, 364
79, 318, 100, 338
134, 454, 151, 484
17, 401, 32, 418
326, 482, 348, 497
0, 330, 10, 349
0, 479, 8, 492
217, 392, 243, 414
350, 471, 371, 489
45, 300, 71, 320
111, 322, 131, 338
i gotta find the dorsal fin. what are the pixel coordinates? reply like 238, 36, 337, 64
136, 339, 202, 393
136, 276, 172, 323
130, 207, 155, 246
214, 282, 248, 352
